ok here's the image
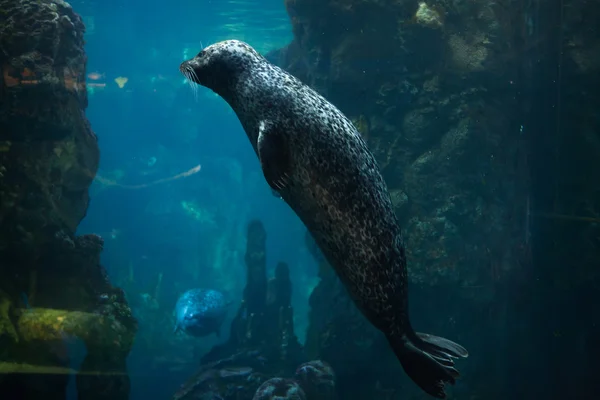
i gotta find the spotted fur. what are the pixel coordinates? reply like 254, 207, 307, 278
174, 288, 228, 337
181, 40, 468, 398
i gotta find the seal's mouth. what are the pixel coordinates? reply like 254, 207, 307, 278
180, 60, 203, 100
179, 61, 200, 85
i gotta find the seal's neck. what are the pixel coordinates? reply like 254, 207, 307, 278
218, 70, 262, 112
206, 80, 239, 105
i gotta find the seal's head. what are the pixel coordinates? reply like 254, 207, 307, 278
173, 288, 229, 337
177, 310, 212, 337
179, 40, 263, 93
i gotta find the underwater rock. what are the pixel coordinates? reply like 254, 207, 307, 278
172, 349, 271, 399
173, 220, 305, 400
278, 0, 529, 289
173, 357, 262, 400
0, 2, 135, 399
264, 262, 302, 363
294, 360, 336, 400
202, 220, 303, 366
415, 2, 444, 29
0, 0, 98, 252
0, 231, 137, 400
274, 1, 537, 398
243, 220, 268, 320
0, 291, 19, 344
17, 307, 129, 348
252, 378, 306, 400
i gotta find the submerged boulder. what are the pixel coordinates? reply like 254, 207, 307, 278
252, 378, 306, 400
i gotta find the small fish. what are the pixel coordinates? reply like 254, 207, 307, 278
87, 72, 104, 80
114, 76, 128, 88
173, 289, 230, 337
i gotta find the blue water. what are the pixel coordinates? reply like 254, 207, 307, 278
71, 1, 314, 398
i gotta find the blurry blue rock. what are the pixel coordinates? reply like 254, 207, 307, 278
252, 378, 306, 400
174, 288, 229, 337
172, 363, 259, 400
295, 360, 336, 400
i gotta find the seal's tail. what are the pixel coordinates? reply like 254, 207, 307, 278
388, 332, 468, 398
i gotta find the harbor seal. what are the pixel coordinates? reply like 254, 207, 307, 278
173, 288, 229, 337
180, 40, 468, 398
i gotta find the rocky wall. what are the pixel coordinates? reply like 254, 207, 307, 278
0, 1, 137, 399
277, 0, 528, 288
269, 0, 537, 398
272, 0, 600, 398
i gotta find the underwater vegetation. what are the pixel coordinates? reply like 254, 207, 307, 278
0, 0, 599, 399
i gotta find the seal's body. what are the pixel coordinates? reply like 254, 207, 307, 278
181, 40, 468, 398
174, 288, 228, 337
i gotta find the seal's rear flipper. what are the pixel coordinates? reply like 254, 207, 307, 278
416, 332, 469, 359
387, 333, 467, 399
257, 120, 291, 192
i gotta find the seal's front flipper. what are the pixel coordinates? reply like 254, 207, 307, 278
257, 120, 291, 192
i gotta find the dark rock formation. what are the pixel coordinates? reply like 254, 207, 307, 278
294, 360, 336, 400
206, 220, 303, 368
0, 0, 98, 252
172, 357, 263, 400
0, 1, 136, 399
173, 220, 305, 400
272, 0, 599, 399
268, 0, 539, 398
0, 233, 137, 400
279, 0, 528, 288
252, 378, 306, 400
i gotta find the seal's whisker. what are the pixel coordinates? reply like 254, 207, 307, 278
182, 67, 198, 102
189, 67, 200, 85
187, 67, 200, 102
183, 69, 191, 86
183, 70, 193, 99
